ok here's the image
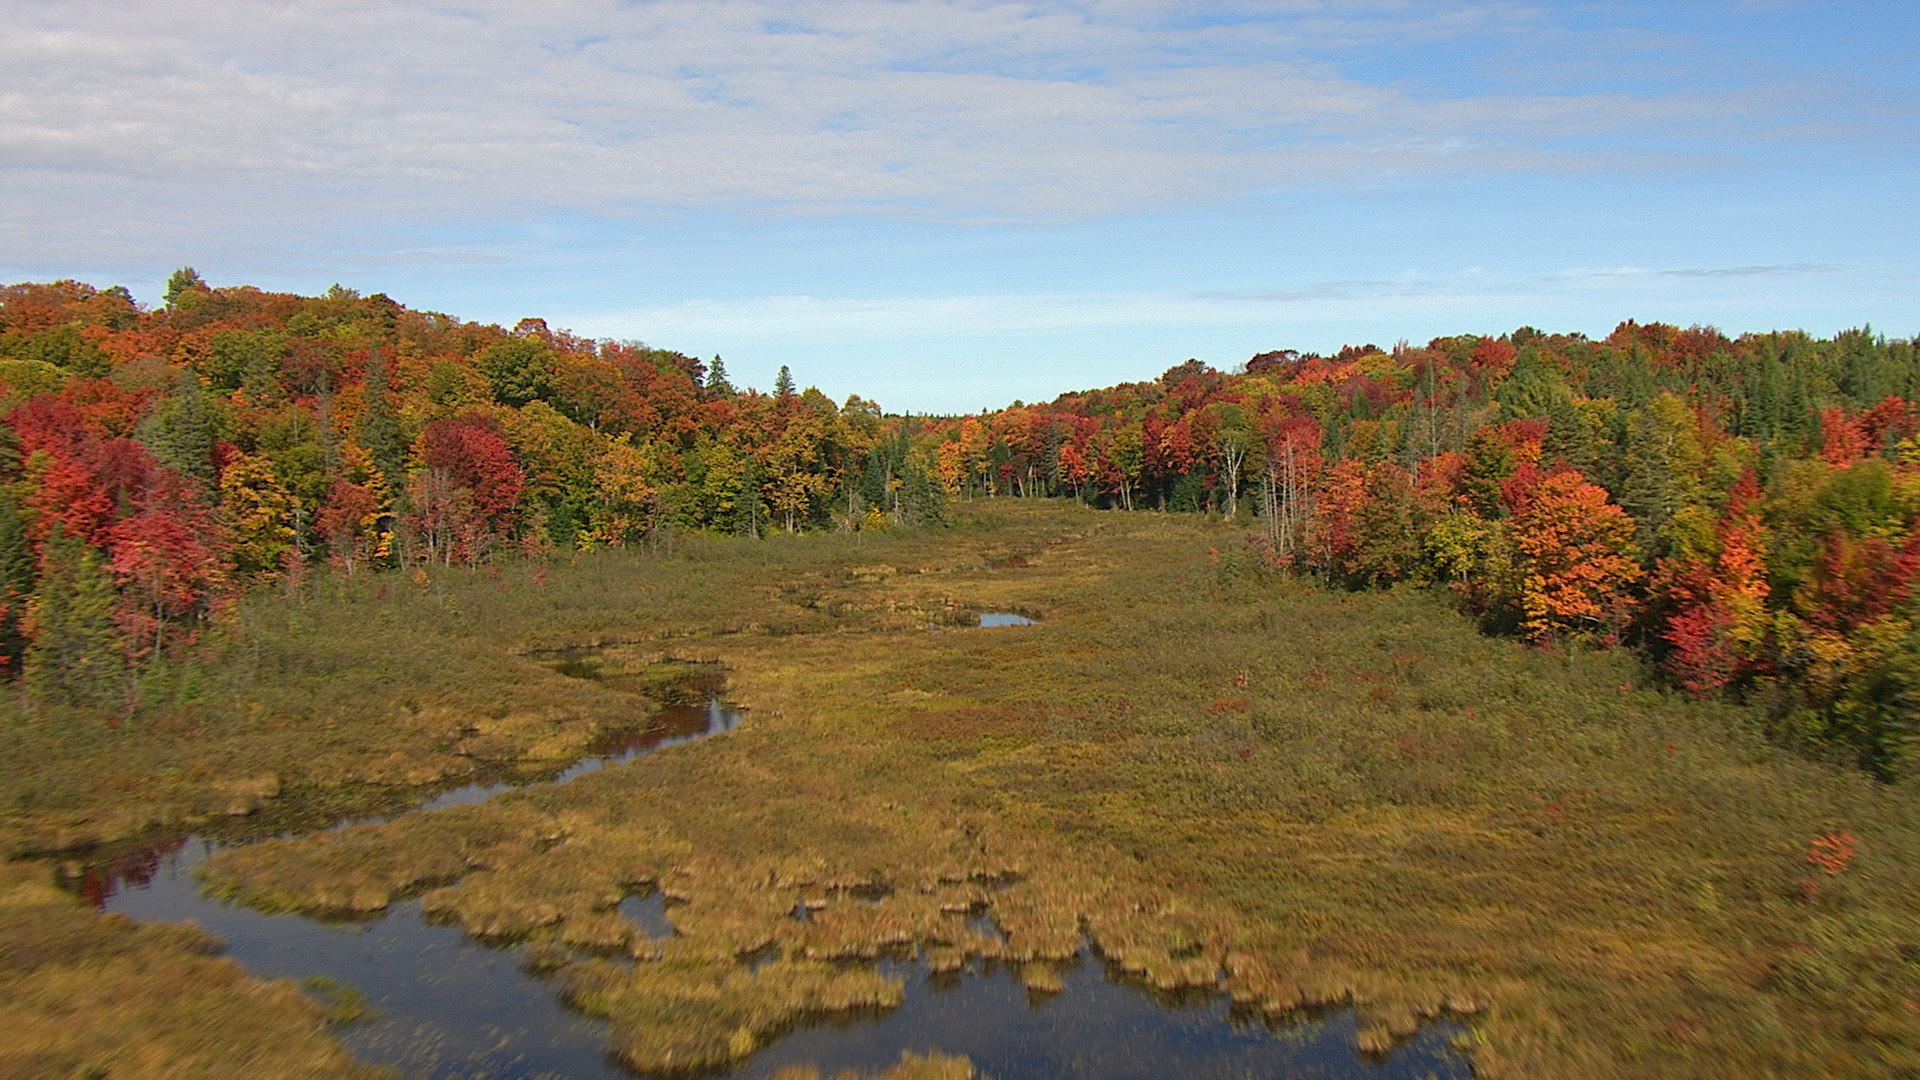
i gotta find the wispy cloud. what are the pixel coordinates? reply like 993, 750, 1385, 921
0, 0, 1831, 266
570, 258, 1886, 347
1558, 263, 1843, 281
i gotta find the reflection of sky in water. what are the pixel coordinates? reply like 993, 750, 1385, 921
745, 955, 1469, 1080
85, 692, 1467, 1080
977, 612, 1034, 627
617, 890, 675, 940
416, 698, 740, 812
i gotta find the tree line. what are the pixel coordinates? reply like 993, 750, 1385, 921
3, 272, 1918, 774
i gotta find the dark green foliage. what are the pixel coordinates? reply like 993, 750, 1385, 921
139, 370, 219, 491
732, 454, 764, 538
773, 364, 796, 399
163, 267, 204, 307
1617, 406, 1678, 550
1458, 429, 1513, 519
25, 532, 125, 709
1494, 346, 1571, 420
898, 453, 947, 526
206, 329, 288, 394
704, 356, 735, 399
0, 494, 32, 669
1167, 471, 1205, 513
1541, 397, 1600, 477
357, 349, 406, 499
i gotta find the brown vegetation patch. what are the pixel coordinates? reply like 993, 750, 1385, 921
889, 705, 1049, 741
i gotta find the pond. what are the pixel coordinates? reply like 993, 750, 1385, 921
73, 695, 1471, 1080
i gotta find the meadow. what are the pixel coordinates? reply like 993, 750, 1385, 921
5, 500, 1920, 1079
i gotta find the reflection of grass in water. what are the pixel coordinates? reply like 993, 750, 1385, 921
13, 503, 1920, 1078
0, 860, 386, 1080
302, 974, 375, 1025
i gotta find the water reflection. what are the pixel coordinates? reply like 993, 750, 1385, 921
741, 953, 1469, 1080
417, 698, 741, 813
73, 698, 743, 909
72, 689, 1470, 1080
977, 613, 1034, 628
618, 891, 676, 941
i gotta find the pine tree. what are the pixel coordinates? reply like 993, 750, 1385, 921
141, 369, 218, 491
900, 454, 948, 527
774, 365, 796, 399
1496, 347, 1572, 420
1543, 398, 1598, 477
26, 531, 126, 709
358, 348, 407, 502
164, 267, 204, 307
705, 357, 735, 399
0, 493, 33, 671
0, 494, 33, 599
732, 454, 763, 539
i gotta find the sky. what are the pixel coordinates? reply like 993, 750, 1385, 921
2, 1, 1915, 414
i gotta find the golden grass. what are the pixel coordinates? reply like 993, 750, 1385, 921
0, 860, 387, 1080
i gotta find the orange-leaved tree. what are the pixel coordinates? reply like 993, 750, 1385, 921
1508, 469, 1644, 641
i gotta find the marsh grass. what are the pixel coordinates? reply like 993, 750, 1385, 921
0, 860, 389, 1080
9, 501, 1920, 1078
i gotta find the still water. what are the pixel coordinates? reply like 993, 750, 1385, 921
81, 696, 1470, 1080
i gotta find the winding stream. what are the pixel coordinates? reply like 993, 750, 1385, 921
72, 693, 1470, 1080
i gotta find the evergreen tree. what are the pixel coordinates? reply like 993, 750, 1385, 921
1495, 347, 1572, 420
1459, 430, 1514, 519
141, 369, 218, 491
26, 531, 126, 709
1618, 406, 1679, 553
164, 267, 204, 307
358, 348, 407, 501
732, 454, 764, 539
774, 365, 796, 399
705, 356, 736, 399
0, 496, 29, 599
858, 447, 891, 513
0, 493, 33, 670
899, 453, 948, 527
1542, 398, 1598, 477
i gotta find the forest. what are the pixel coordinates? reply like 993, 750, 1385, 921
2, 271, 1917, 776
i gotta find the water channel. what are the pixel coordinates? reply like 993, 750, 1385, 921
72, 685, 1472, 1079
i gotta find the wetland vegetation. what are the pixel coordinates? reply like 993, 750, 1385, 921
8, 501, 1920, 1079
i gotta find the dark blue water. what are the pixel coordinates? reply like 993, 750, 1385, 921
78, 695, 1471, 1080
738, 953, 1468, 1080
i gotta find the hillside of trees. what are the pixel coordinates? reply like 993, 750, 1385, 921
3, 272, 1917, 774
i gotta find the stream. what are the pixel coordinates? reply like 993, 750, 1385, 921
73, 693, 1471, 1080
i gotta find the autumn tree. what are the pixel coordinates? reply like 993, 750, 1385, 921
1508, 470, 1644, 641
106, 507, 224, 658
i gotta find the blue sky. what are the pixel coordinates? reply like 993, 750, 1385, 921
2, 1, 1914, 413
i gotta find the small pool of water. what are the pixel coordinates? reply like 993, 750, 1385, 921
977, 612, 1034, 627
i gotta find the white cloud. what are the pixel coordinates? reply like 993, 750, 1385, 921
0, 0, 1811, 267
